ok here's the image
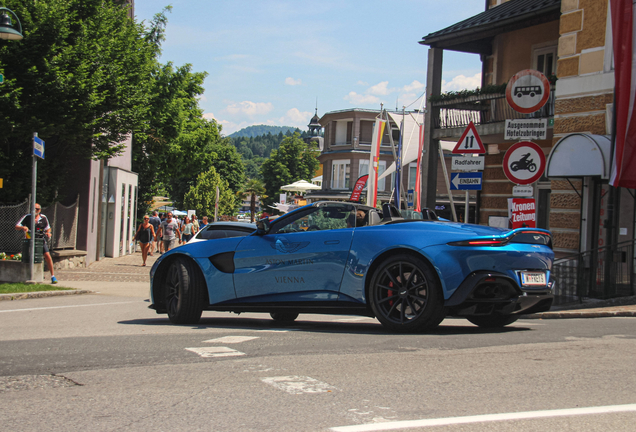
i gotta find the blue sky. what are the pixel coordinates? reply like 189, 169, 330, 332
134, 0, 485, 135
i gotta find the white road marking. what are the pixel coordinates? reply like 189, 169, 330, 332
185, 347, 245, 358
333, 317, 375, 322
261, 376, 337, 395
329, 404, 636, 431
0, 301, 139, 313
203, 336, 259, 344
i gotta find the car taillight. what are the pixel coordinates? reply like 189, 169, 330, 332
448, 239, 507, 246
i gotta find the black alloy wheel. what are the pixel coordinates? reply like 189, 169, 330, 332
466, 314, 519, 328
370, 254, 444, 333
165, 257, 205, 324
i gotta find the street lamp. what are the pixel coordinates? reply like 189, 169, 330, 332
0, 7, 23, 41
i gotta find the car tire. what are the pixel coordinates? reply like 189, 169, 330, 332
369, 254, 445, 333
165, 257, 205, 324
270, 312, 299, 322
466, 314, 519, 328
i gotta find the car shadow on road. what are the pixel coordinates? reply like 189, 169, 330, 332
118, 316, 534, 336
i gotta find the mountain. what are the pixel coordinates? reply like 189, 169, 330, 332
229, 125, 301, 138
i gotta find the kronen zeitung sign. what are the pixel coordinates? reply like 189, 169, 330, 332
505, 119, 547, 141
508, 198, 536, 229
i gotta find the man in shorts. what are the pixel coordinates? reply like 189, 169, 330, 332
15, 203, 58, 284
156, 212, 181, 252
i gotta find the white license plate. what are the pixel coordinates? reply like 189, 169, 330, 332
520, 271, 546, 286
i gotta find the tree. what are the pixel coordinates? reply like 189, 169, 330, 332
0, 0, 158, 203
238, 179, 267, 222
183, 167, 235, 219
260, 133, 319, 208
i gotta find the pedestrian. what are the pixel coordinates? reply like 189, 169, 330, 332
156, 212, 181, 252
191, 214, 200, 233
158, 213, 166, 253
15, 203, 58, 284
148, 211, 161, 256
182, 216, 195, 244
135, 215, 156, 266
199, 216, 209, 231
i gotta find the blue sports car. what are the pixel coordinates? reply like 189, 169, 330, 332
149, 202, 554, 332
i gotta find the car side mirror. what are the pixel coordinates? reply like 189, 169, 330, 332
256, 218, 271, 235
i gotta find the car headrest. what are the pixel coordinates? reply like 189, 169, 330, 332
368, 211, 381, 226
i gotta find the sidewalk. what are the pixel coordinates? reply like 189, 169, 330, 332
2, 252, 636, 318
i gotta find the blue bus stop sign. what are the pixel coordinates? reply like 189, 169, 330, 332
33, 136, 45, 159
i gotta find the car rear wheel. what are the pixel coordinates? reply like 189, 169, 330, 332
165, 257, 205, 324
270, 312, 299, 322
370, 254, 445, 333
466, 314, 519, 328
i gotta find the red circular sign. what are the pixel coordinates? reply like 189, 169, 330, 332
506, 69, 551, 114
503, 141, 546, 185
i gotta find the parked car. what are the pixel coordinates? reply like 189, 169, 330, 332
150, 202, 554, 332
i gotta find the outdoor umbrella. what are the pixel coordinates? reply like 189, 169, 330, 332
280, 180, 322, 192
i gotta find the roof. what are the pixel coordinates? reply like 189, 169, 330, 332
420, 0, 561, 54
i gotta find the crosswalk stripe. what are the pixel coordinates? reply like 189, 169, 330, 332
203, 336, 259, 344
185, 347, 245, 358
261, 376, 337, 395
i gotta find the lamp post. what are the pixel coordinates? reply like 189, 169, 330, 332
0, 7, 23, 41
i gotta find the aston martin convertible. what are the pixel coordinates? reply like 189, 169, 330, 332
149, 201, 554, 332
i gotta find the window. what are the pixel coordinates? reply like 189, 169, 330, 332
408, 163, 418, 191
270, 204, 356, 234
331, 159, 350, 189
334, 121, 352, 145
359, 121, 373, 144
359, 159, 387, 191
533, 46, 557, 77
199, 226, 254, 240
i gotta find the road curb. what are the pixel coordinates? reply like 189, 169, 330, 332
0, 289, 94, 301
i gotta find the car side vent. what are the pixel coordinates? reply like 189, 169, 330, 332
209, 252, 235, 273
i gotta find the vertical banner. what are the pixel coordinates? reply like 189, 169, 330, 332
610, 0, 636, 188
508, 198, 536, 229
366, 119, 386, 207
394, 118, 403, 209
415, 124, 424, 212
349, 174, 369, 202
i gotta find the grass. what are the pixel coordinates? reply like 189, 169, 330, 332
0, 283, 73, 294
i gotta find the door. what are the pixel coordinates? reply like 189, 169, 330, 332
233, 203, 356, 301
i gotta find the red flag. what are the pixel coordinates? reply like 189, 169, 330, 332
415, 124, 424, 212
610, 0, 636, 188
349, 175, 369, 202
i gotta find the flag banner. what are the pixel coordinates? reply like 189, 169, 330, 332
394, 118, 404, 209
610, 0, 636, 188
415, 124, 424, 212
366, 119, 386, 207
349, 174, 369, 202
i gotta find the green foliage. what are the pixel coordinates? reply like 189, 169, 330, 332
238, 178, 267, 222
260, 132, 320, 208
0, 0, 158, 203
229, 125, 302, 139
183, 167, 235, 218
428, 83, 508, 104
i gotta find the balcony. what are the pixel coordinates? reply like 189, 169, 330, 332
430, 88, 555, 136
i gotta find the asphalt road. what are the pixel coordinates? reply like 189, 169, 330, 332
2, 293, 636, 431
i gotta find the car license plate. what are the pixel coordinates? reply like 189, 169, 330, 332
520, 271, 546, 286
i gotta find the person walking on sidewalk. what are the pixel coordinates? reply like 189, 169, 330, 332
157, 212, 181, 252
181, 216, 195, 244
148, 211, 161, 256
135, 215, 156, 266
15, 203, 58, 284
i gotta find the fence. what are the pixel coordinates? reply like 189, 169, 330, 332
552, 239, 636, 305
0, 197, 79, 253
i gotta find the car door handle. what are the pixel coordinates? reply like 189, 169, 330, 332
324, 240, 340, 245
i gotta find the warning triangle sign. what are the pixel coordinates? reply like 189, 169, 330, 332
452, 121, 486, 154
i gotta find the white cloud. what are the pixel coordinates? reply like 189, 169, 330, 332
285, 77, 302, 86
202, 112, 216, 120
357, 80, 369, 86
368, 81, 392, 96
224, 101, 274, 116
344, 91, 380, 105
283, 108, 312, 124
403, 80, 425, 92
442, 73, 482, 92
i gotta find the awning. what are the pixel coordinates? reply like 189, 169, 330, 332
545, 134, 612, 179
378, 111, 425, 180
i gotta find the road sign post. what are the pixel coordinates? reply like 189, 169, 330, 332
451, 123, 485, 223
28, 133, 45, 283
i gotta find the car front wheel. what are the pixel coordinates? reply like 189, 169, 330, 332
165, 257, 205, 324
466, 314, 519, 328
370, 254, 445, 333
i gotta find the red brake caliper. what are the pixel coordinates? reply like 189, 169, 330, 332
388, 281, 393, 306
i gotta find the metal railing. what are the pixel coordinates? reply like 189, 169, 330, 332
431, 88, 555, 130
552, 239, 636, 305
